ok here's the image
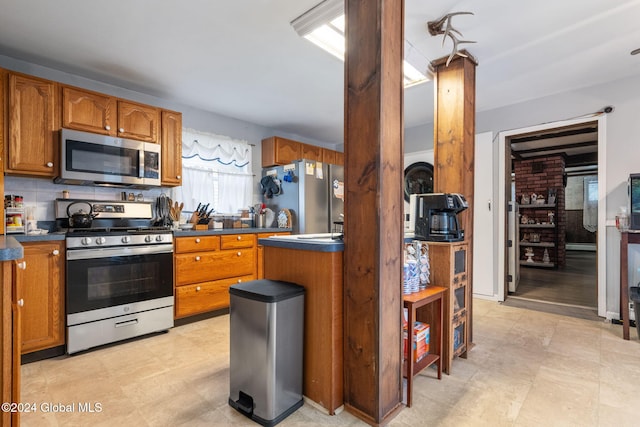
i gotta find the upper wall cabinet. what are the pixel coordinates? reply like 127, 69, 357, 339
322, 148, 336, 164
62, 85, 160, 143
161, 109, 183, 187
6, 72, 59, 177
261, 136, 343, 167
61, 85, 117, 135
117, 100, 160, 143
262, 136, 301, 167
301, 143, 322, 162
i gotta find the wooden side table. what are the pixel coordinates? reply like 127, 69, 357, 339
403, 286, 446, 407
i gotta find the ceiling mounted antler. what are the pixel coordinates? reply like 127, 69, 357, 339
427, 12, 476, 66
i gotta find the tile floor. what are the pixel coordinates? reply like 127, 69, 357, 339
20, 299, 640, 426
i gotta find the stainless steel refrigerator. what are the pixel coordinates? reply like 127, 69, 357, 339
262, 159, 344, 234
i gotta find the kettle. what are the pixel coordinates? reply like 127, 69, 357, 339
67, 201, 98, 228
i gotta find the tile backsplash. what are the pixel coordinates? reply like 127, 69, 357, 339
5, 176, 167, 222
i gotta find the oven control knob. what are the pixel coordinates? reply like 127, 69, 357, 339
82, 237, 92, 246
155, 235, 164, 242
145, 235, 153, 243
96, 237, 106, 245
122, 236, 131, 244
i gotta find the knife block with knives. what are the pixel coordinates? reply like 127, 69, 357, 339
191, 202, 215, 229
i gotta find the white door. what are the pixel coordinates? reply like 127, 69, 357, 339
473, 132, 495, 298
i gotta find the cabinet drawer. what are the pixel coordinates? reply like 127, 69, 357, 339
175, 274, 255, 318
175, 235, 219, 253
175, 249, 256, 285
221, 233, 256, 249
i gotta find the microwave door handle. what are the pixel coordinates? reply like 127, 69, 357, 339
139, 150, 145, 178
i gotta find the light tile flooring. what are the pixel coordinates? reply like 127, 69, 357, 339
21, 299, 640, 426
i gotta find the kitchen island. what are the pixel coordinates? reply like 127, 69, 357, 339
259, 234, 344, 415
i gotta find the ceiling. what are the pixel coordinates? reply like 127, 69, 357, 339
0, 0, 639, 145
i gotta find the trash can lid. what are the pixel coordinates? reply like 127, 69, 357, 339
229, 279, 305, 302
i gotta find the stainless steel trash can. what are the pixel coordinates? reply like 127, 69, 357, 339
228, 280, 305, 426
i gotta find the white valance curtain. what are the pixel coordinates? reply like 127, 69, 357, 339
172, 128, 252, 214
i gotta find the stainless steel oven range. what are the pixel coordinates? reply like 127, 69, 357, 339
57, 199, 174, 354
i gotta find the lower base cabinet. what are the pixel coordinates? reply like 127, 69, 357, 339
18, 241, 65, 355
174, 234, 257, 319
175, 274, 254, 318
2, 257, 23, 427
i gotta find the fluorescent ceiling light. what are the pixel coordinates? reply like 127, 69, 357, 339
291, 0, 432, 88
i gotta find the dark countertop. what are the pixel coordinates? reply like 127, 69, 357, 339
0, 235, 24, 261
12, 232, 66, 243
173, 227, 289, 237
259, 234, 344, 252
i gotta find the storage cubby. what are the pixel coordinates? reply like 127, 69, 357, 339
428, 241, 469, 374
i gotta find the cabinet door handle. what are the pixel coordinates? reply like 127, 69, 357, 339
17, 261, 26, 270
195, 256, 201, 261
237, 251, 241, 256
119, 127, 124, 133
196, 286, 201, 291
46, 162, 53, 168
237, 279, 242, 283
17, 299, 24, 307
176, 175, 181, 179
105, 125, 111, 131
237, 236, 242, 241
52, 249, 60, 256
195, 238, 201, 243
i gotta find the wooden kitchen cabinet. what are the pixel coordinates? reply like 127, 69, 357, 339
322, 148, 336, 164
1, 257, 24, 427
262, 135, 344, 167
428, 241, 469, 374
117, 100, 160, 143
301, 143, 322, 161
18, 241, 65, 355
6, 72, 59, 177
0, 69, 6, 235
160, 109, 183, 186
174, 233, 256, 319
261, 136, 301, 167
175, 274, 254, 318
61, 85, 117, 135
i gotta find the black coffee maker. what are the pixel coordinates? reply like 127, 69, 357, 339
412, 193, 468, 242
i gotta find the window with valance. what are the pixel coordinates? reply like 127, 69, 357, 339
171, 128, 253, 216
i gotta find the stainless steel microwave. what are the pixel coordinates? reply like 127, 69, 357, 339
55, 128, 161, 188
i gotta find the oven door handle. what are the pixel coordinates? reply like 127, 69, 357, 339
66, 245, 173, 261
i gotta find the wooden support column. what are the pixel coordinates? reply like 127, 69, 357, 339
433, 53, 477, 344
343, 0, 404, 424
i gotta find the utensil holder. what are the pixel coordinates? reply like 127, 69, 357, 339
257, 213, 266, 228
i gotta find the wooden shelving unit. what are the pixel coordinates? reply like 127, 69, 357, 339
427, 241, 469, 374
519, 203, 558, 268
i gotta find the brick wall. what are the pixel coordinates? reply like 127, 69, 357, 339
514, 155, 566, 267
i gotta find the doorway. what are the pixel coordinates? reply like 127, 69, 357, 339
497, 115, 607, 318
